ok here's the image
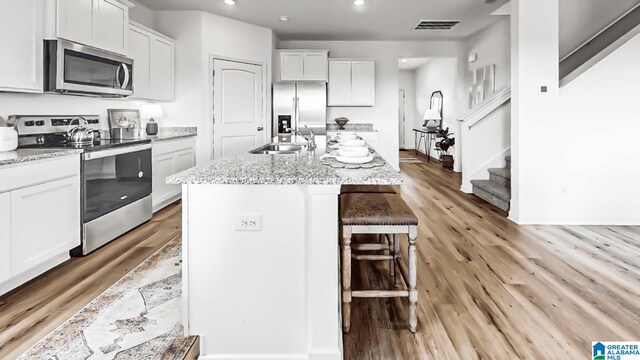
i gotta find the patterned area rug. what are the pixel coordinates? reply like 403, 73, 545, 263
18, 237, 194, 360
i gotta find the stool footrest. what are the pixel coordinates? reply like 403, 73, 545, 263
351, 243, 390, 251
352, 290, 409, 298
352, 254, 394, 261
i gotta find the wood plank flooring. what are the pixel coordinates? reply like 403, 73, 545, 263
0, 203, 184, 359
343, 152, 640, 359
1, 154, 639, 359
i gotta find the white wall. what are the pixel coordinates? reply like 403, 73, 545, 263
398, 70, 416, 150
459, 16, 512, 191
278, 40, 465, 169
413, 58, 461, 162
155, 11, 274, 165
559, 0, 639, 58
0, 94, 161, 131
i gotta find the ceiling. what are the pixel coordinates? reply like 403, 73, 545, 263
135, 0, 511, 41
398, 58, 433, 71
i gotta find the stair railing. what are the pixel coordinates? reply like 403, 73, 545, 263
457, 86, 511, 129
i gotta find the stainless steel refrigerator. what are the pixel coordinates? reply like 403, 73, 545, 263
273, 82, 327, 136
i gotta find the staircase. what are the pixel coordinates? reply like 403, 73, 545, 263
470, 156, 511, 211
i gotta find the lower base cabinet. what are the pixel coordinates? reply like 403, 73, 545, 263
152, 137, 196, 212
0, 155, 81, 296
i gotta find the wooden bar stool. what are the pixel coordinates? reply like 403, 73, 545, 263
340, 193, 419, 333
341, 185, 398, 194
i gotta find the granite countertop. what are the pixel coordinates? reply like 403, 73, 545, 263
0, 149, 83, 167
167, 137, 403, 186
326, 123, 375, 132
141, 127, 197, 142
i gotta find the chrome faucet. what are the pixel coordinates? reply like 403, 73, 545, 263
285, 126, 317, 150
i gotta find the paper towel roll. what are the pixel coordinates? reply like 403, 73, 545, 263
0, 127, 18, 152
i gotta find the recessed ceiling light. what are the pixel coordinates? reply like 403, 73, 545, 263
224, 0, 236, 5
280, 16, 289, 22
354, 0, 365, 5
401, 58, 408, 63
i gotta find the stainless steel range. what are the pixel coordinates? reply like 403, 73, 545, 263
8, 115, 152, 255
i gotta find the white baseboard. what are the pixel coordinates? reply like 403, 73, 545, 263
0, 252, 70, 296
199, 354, 310, 360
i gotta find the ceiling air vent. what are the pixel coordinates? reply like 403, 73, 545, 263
414, 20, 460, 30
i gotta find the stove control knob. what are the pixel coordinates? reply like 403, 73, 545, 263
36, 121, 45, 126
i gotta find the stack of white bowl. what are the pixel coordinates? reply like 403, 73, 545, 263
335, 133, 373, 164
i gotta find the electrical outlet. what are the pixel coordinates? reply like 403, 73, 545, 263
234, 215, 262, 231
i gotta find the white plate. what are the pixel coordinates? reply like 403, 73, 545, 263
339, 140, 366, 147
337, 132, 356, 137
339, 147, 370, 157
336, 134, 358, 140
336, 155, 374, 164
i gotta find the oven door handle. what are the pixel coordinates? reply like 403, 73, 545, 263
84, 144, 152, 160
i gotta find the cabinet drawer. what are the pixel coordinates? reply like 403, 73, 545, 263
0, 155, 80, 194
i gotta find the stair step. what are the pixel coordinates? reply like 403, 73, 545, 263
488, 168, 511, 187
471, 180, 511, 211
488, 168, 511, 179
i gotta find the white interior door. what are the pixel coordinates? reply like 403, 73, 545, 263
398, 90, 406, 149
213, 59, 265, 159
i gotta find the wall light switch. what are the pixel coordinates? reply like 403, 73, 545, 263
234, 215, 262, 231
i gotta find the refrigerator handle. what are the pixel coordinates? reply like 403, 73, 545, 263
294, 96, 300, 131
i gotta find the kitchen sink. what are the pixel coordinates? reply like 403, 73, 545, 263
249, 143, 305, 155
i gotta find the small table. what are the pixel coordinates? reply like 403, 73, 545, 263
412, 128, 439, 162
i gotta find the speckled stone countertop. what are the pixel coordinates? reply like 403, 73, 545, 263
141, 127, 198, 142
326, 123, 375, 132
167, 137, 403, 186
0, 149, 82, 167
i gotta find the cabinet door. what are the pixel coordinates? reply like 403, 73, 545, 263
351, 61, 375, 106
328, 61, 352, 106
94, 0, 128, 54
57, 0, 94, 46
303, 53, 327, 81
128, 27, 151, 99
10, 177, 80, 276
0, 0, 43, 93
0, 193, 10, 283
280, 53, 304, 81
152, 153, 176, 209
174, 149, 195, 173
150, 38, 175, 101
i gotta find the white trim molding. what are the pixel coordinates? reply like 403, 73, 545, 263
458, 87, 511, 129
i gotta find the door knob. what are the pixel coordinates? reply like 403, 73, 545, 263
257, 126, 264, 131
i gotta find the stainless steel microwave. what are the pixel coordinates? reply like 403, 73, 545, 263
44, 39, 134, 97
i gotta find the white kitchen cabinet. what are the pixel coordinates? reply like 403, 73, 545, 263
328, 59, 376, 107
0, 193, 10, 284
46, 0, 132, 55
0, 0, 44, 93
10, 177, 80, 276
0, 155, 81, 296
128, 21, 175, 102
152, 137, 196, 212
279, 50, 328, 82
94, 0, 129, 54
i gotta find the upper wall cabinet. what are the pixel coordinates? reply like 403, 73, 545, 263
328, 59, 376, 107
279, 50, 329, 82
0, 0, 44, 93
46, 0, 133, 55
128, 21, 175, 102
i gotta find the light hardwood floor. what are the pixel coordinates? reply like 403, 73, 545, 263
1, 155, 639, 359
0, 203, 189, 359
343, 152, 640, 359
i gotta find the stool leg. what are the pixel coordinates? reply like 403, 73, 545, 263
342, 226, 353, 333
408, 226, 418, 333
388, 234, 395, 284
392, 234, 400, 287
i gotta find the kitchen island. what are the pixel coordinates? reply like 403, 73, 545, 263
167, 139, 403, 360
